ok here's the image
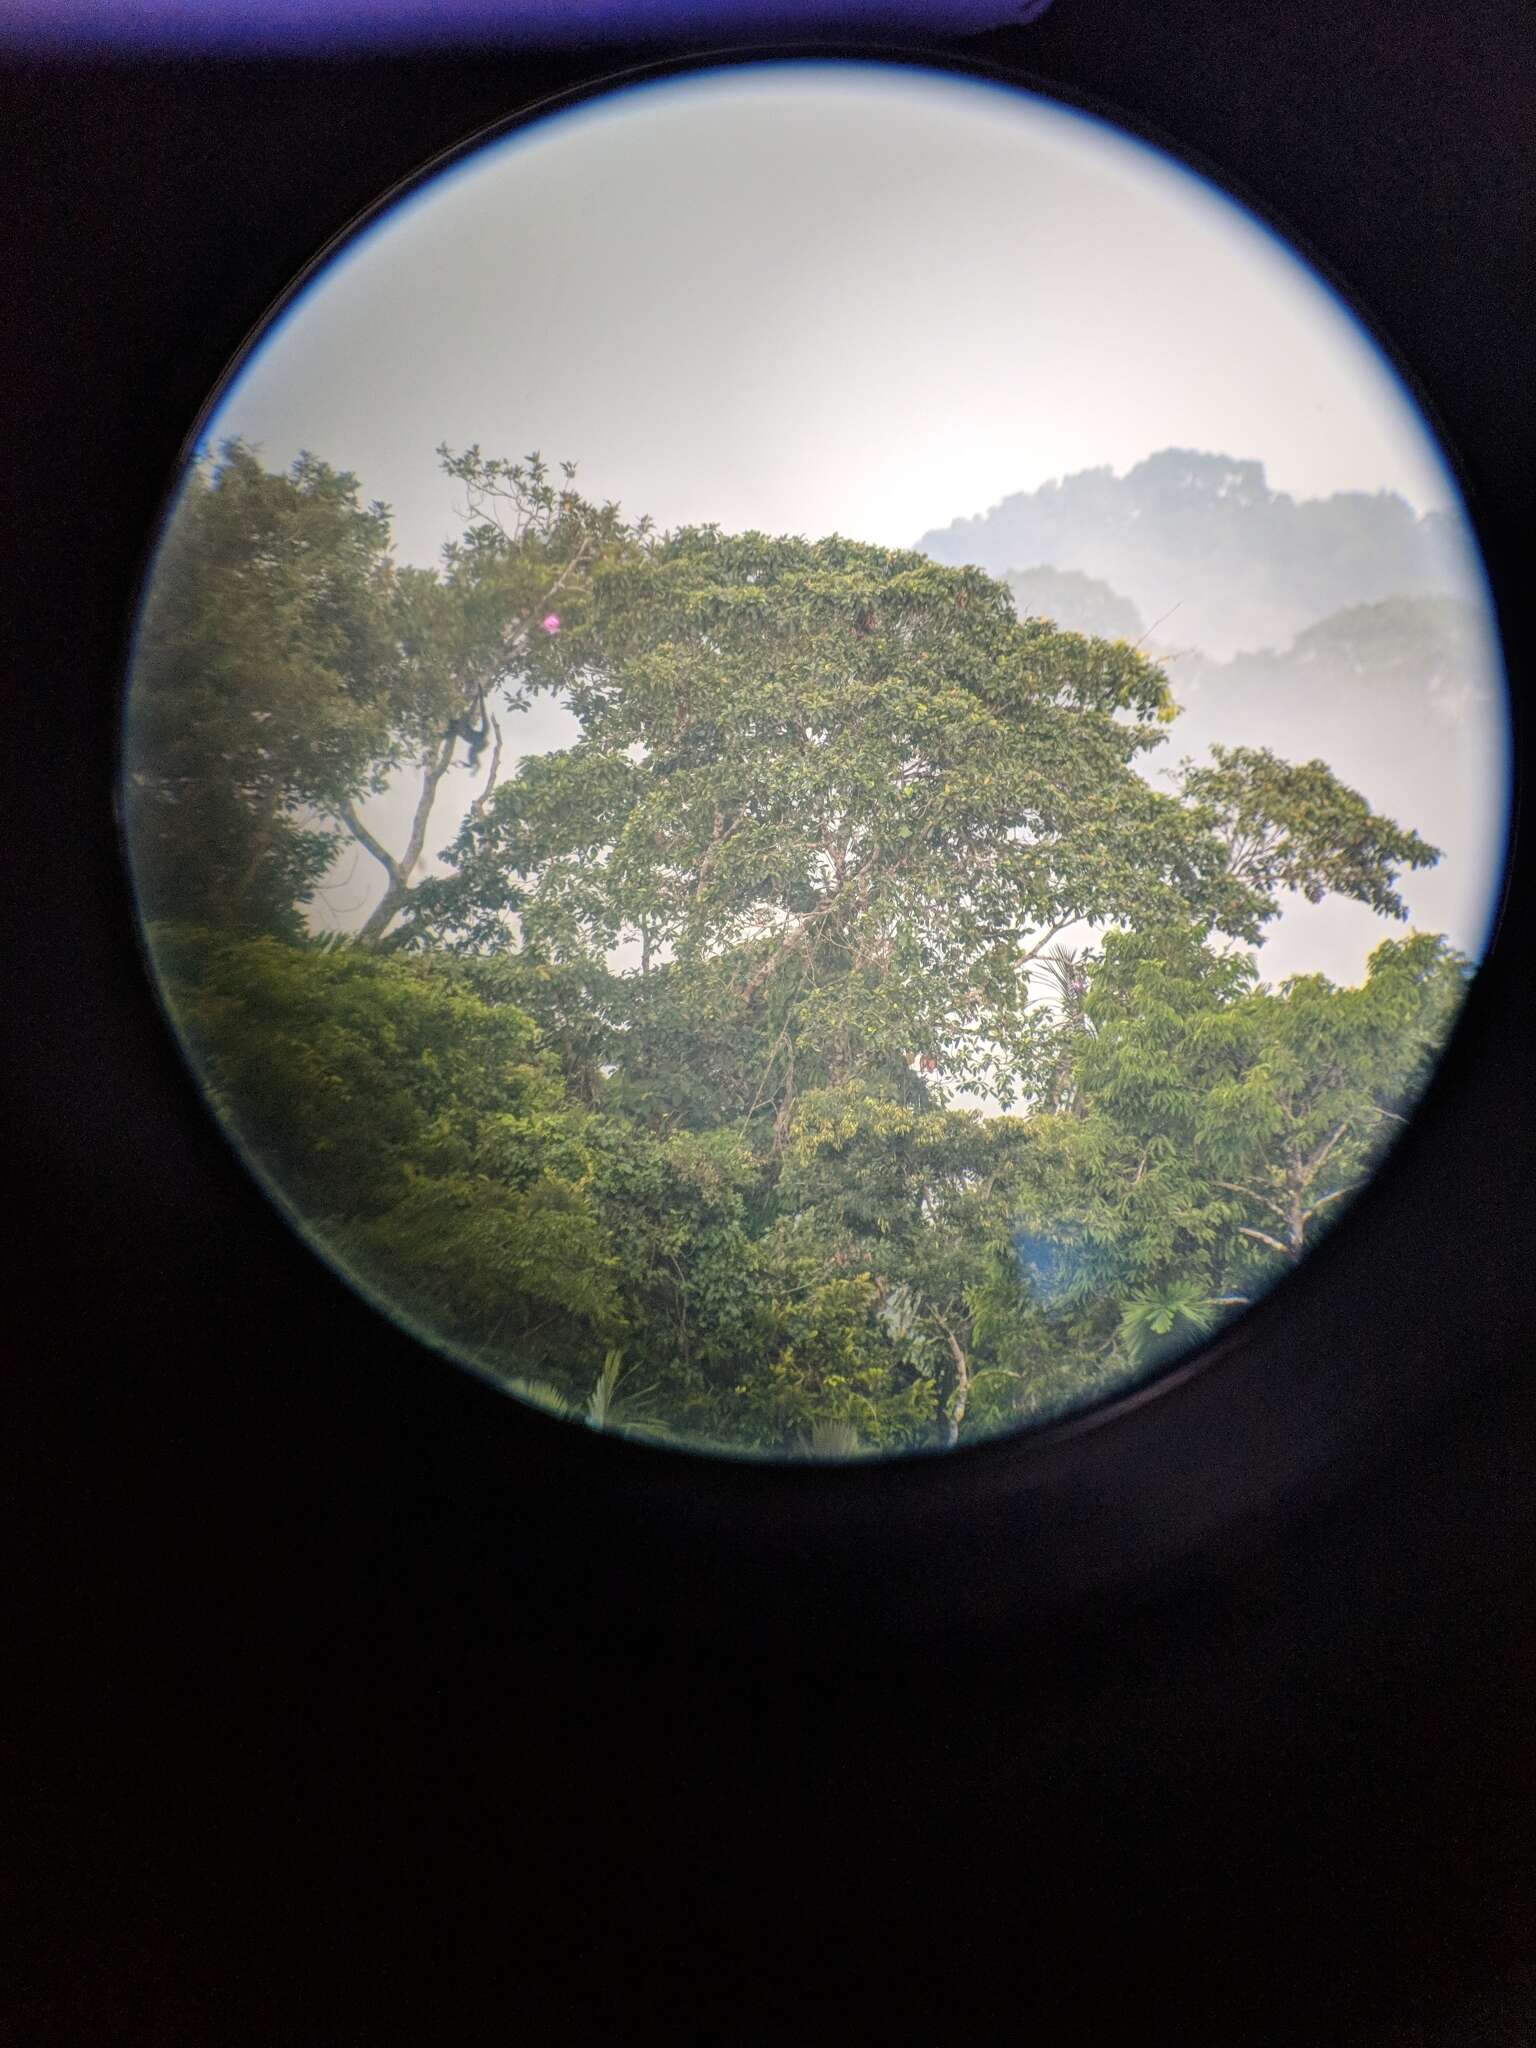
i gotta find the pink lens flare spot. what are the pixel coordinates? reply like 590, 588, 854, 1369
541, 613, 561, 634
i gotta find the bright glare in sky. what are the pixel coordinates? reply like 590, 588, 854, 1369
219, 63, 1461, 563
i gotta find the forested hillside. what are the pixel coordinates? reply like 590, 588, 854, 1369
1008, 570, 1501, 983
1006, 566, 1146, 643
123, 441, 1470, 1456
918, 448, 1472, 656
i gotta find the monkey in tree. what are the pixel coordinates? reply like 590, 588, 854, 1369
445, 686, 491, 770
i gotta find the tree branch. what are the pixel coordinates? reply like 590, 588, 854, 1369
354, 728, 458, 945
466, 713, 504, 826
1018, 918, 1077, 970
1214, 1180, 1291, 1224
1303, 1119, 1354, 1185
337, 801, 400, 884
741, 853, 877, 1001
1236, 1225, 1291, 1258
399, 728, 458, 881
929, 1308, 970, 1447
497, 536, 595, 662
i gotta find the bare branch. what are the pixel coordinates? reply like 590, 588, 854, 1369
929, 1307, 971, 1445
1213, 1180, 1291, 1224
352, 729, 459, 945
337, 802, 400, 884
1017, 918, 1077, 969
466, 713, 504, 826
1303, 1119, 1354, 1183
1130, 601, 1183, 654
1236, 1225, 1291, 1258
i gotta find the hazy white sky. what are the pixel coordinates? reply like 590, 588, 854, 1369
203, 61, 1506, 986
215, 62, 1459, 564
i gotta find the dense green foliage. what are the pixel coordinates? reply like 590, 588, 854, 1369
155, 928, 620, 1377
1015, 925, 1468, 1374
123, 443, 1471, 1457
125, 444, 400, 938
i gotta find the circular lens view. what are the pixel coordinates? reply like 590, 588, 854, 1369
122, 62, 1510, 1459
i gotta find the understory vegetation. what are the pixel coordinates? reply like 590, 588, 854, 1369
125, 441, 1469, 1455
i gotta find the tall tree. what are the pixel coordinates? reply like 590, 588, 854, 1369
1177, 744, 1439, 920
410, 528, 1439, 1124
1016, 923, 1471, 1374
126, 441, 644, 945
124, 441, 400, 938
337, 447, 642, 946
408, 529, 1211, 1118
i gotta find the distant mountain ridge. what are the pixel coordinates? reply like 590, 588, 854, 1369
916, 448, 1473, 658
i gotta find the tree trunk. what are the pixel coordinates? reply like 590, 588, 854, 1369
357, 873, 408, 945
934, 1314, 970, 1449
770, 1038, 796, 1158
350, 727, 457, 945
1286, 1185, 1307, 1259
233, 782, 282, 912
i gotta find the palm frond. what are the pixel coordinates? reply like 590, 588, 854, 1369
506, 1376, 574, 1418
585, 1349, 667, 1438
1117, 1279, 1218, 1366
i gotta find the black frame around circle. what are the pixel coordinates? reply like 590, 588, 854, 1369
108, 39, 1529, 1638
